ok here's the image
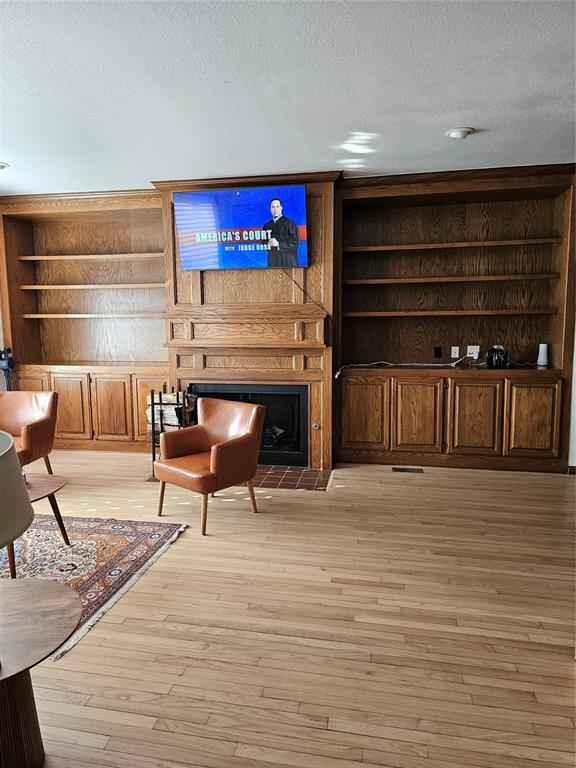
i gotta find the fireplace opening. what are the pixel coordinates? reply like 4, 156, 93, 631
190, 383, 308, 467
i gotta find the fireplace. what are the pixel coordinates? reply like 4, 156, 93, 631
191, 383, 308, 467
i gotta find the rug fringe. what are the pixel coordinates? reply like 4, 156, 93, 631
52, 522, 188, 660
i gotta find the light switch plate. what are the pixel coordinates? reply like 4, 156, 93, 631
451, 346, 460, 358
467, 345, 480, 360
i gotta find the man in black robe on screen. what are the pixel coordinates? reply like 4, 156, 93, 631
263, 198, 300, 267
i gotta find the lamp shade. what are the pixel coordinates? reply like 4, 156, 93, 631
0, 430, 34, 549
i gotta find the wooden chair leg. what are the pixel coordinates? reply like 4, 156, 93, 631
247, 480, 258, 513
48, 493, 70, 546
201, 494, 208, 535
7, 542, 16, 579
43, 454, 54, 474
157, 481, 166, 516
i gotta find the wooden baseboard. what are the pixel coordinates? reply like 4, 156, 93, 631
568, 466, 576, 475
336, 447, 568, 474
54, 439, 151, 453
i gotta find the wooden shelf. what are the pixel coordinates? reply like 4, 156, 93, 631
18, 252, 164, 261
20, 283, 166, 290
343, 238, 561, 253
22, 313, 166, 319
343, 274, 560, 286
343, 309, 557, 318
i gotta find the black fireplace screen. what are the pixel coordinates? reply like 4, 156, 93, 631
191, 383, 309, 467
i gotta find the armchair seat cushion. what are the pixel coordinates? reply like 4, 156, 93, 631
154, 452, 217, 494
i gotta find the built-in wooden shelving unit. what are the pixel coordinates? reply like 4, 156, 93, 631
338, 178, 573, 367
0, 192, 167, 364
0, 191, 170, 449
335, 165, 575, 473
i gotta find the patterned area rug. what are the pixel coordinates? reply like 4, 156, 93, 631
0, 514, 186, 657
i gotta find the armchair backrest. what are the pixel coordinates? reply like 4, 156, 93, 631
197, 398, 265, 447
0, 391, 58, 437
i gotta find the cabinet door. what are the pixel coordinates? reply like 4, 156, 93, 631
341, 377, 390, 450
14, 371, 51, 392
391, 377, 444, 452
132, 376, 168, 442
50, 373, 92, 439
504, 380, 562, 457
91, 374, 133, 441
447, 379, 503, 456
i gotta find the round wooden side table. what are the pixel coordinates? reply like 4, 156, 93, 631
0, 578, 81, 768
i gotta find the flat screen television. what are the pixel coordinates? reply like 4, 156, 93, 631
174, 184, 308, 271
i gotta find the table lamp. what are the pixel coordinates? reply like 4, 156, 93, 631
0, 430, 35, 670
0, 427, 34, 547
0, 428, 34, 546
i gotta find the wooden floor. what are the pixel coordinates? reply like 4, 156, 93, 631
24, 451, 575, 768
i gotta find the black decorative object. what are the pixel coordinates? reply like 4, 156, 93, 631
486, 345, 508, 369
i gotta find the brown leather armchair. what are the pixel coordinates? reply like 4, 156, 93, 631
0, 391, 58, 473
154, 398, 265, 535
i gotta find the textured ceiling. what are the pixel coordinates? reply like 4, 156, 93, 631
0, 1, 574, 195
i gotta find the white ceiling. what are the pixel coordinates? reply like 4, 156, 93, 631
0, 1, 574, 195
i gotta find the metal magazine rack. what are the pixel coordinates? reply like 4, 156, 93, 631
147, 386, 196, 479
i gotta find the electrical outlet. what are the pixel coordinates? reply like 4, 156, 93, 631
467, 345, 480, 360
451, 346, 460, 359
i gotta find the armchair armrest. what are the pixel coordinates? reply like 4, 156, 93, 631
159, 424, 211, 460
20, 415, 56, 460
210, 434, 259, 488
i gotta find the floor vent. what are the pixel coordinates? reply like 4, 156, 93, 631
392, 467, 424, 473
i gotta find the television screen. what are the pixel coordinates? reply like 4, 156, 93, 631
174, 184, 308, 271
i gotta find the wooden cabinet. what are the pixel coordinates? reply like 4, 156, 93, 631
391, 377, 444, 452
13, 371, 50, 391
132, 375, 168, 441
15, 364, 168, 448
338, 369, 565, 471
341, 376, 390, 449
447, 379, 503, 456
504, 380, 562, 458
91, 374, 133, 441
49, 373, 92, 439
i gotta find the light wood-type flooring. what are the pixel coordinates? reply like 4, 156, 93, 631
22, 451, 576, 767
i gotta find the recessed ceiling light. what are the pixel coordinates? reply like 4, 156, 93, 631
444, 127, 476, 140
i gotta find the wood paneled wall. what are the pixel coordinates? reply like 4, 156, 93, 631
154, 172, 340, 469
